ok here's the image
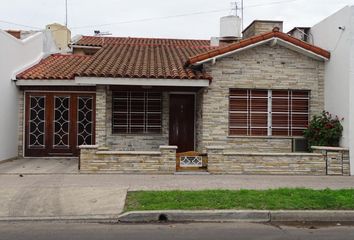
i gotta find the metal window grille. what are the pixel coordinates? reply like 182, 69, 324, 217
28, 96, 46, 148
112, 91, 162, 134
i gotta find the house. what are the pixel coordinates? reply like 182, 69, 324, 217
289, 6, 354, 175
15, 19, 345, 175
0, 29, 43, 162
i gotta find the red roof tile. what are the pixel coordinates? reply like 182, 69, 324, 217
17, 54, 91, 80
17, 37, 214, 80
186, 28, 330, 65
77, 43, 212, 79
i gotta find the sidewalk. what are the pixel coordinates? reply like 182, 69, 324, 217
1, 174, 354, 190
1, 172, 354, 221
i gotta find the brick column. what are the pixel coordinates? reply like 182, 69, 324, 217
95, 86, 107, 147
206, 146, 225, 174
159, 146, 177, 173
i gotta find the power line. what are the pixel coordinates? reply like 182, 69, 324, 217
0, 20, 41, 30
0, 0, 300, 31
71, 8, 229, 29
71, 0, 300, 30
246, 0, 299, 9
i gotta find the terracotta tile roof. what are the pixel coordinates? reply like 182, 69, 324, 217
77, 43, 212, 79
17, 54, 91, 80
186, 28, 330, 65
73, 36, 211, 47
18, 29, 330, 81
17, 36, 214, 80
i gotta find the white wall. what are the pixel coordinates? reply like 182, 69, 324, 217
0, 31, 43, 161
310, 6, 354, 174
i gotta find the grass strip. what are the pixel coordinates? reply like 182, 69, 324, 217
124, 188, 354, 211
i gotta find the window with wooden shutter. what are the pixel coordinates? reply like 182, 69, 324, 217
291, 91, 309, 136
112, 91, 162, 134
272, 90, 291, 136
249, 90, 268, 136
229, 89, 248, 135
229, 89, 268, 136
229, 89, 309, 137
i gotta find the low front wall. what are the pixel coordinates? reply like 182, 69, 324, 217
80, 145, 177, 174
207, 147, 326, 175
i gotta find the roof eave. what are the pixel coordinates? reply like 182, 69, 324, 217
15, 77, 211, 87
191, 38, 274, 66
75, 77, 210, 87
15, 79, 94, 86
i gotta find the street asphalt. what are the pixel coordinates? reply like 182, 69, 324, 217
1, 222, 354, 240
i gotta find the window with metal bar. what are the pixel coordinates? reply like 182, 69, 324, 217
229, 89, 309, 137
112, 91, 162, 134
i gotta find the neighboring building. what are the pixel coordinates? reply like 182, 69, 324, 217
14, 19, 342, 175
287, 27, 311, 43
46, 23, 71, 52
289, 6, 354, 175
0, 23, 76, 162
0, 30, 43, 161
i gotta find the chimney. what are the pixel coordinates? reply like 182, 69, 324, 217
46, 23, 71, 52
242, 20, 283, 39
6, 30, 21, 39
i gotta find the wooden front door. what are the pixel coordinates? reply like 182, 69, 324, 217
169, 94, 195, 153
24, 92, 95, 157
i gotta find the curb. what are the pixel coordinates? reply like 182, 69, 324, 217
1, 210, 354, 223
0, 215, 120, 223
117, 210, 354, 223
270, 210, 354, 222
118, 210, 270, 223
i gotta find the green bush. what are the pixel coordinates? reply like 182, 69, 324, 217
304, 111, 343, 149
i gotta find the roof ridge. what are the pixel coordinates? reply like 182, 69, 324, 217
51, 53, 91, 58
101, 42, 213, 48
80, 35, 210, 42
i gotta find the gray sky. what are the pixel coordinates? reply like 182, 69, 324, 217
0, 0, 353, 39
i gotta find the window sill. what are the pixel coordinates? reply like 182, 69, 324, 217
110, 133, 164, 136
227, 135, 305, 139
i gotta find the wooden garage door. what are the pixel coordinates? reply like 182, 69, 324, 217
24, 92, 95, 157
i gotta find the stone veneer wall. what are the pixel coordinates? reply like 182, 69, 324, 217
103, 89, 169, 151
197, 44, 325, 153
96, 86, 107, 147
207, 147, 326, 175
80, 145, 177, 173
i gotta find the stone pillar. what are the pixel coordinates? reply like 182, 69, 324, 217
206, 146, 225, 174
79, 145, 98, 171
159, 146, 177, 173
18, 90, 24, 158
311, 146, 350, 176
95, 86, 107, 147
